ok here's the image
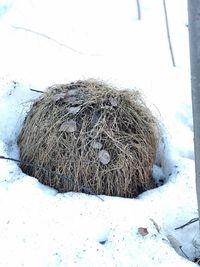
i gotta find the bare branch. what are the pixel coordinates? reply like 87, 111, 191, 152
136, 0, 141, 20
175, 218, 199, 230
163, 0, 176, 67
11, 25, 87, 55
30, 88, 44, 93
179, 246, 190, 259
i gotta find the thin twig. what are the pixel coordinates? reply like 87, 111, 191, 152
150, 218, 160, 233
30, 89, 44, 93
163, 0, 176, 67
0, 155, 104, 201
11, 25, 86, 55
179, 246, 190, 259
175, 218, 199, 230
136, 0, 141, 20
0, 155, 73, 181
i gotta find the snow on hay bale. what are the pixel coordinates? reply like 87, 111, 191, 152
18, 79, 160, 197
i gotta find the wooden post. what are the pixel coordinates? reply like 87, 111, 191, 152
188, 0, 200, 225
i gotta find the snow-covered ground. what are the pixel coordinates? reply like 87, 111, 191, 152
0, 0, 198, 266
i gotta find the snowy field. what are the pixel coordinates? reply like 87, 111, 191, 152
0, 0, 198, 266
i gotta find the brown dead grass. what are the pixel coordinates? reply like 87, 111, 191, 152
18, 79, 160, 197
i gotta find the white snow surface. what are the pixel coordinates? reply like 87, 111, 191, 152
0, 0, 198, 266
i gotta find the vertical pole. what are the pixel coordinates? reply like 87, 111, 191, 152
136, 0, 141, 20
188, 0, 200, 224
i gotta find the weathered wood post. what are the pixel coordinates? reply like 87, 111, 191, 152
188, 0, 200, 224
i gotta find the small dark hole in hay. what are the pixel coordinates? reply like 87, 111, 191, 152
159, 179, 164, 184
18, 79, 160, 198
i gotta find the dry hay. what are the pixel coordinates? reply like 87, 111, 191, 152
18, 79, 160, 198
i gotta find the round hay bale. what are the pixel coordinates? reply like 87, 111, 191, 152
18, 79, 160, 197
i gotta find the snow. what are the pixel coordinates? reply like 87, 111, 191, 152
0, 0, 198, 266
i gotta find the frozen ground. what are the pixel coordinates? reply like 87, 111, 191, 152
0, 0, 199, 266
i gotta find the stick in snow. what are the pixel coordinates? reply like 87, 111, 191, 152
11, 25, 88, 55
175, 218, 199, 230
167, 234, 189, 259
136, 0, 141, 20
163, 0, 176, 67
30, 89, 44, 93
